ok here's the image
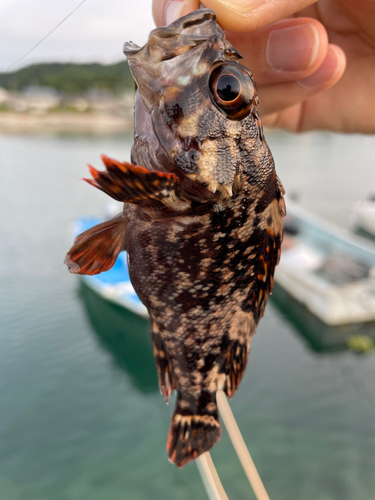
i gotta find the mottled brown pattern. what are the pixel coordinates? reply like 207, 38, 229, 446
65, 8, 285, 467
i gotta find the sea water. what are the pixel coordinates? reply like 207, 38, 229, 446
0, 131, 374, 500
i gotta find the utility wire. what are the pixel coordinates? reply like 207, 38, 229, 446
5, 0, 87, 72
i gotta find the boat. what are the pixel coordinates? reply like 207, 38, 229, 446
71, 200, 375, 327
78, 281, 158, 393
350, 196, 375, 240
271, 282, 375, 353
277, 200, 375, 326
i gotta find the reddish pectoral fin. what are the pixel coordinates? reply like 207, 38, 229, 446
65, 214, 126, 275
84, 155, 183, 211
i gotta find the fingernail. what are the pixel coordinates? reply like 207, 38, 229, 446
266, 23, 319, 72
215, 0, 263, 14
297, 46, 341, 88
166, 1, 185, 25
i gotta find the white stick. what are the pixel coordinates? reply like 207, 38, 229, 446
216, 391, 270, 500
196, 452, 229, 500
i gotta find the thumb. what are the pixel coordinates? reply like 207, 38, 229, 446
153, 0, 200, 27
153, 0, 318, 32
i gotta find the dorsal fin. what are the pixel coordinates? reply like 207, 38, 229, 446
84, 155, 189, 214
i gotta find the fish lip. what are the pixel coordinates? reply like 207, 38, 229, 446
123, 41, 142, 57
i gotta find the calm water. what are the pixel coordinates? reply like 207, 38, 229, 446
0, 132, 374, 500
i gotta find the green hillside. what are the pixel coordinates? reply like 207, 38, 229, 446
0, 61, 134, 94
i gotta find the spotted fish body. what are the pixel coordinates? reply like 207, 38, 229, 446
65, 9, 285, 467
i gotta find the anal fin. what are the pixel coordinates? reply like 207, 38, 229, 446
151, 322, 175, 403
85, 155, 189, 213
276, 175, 286, 217
65, 214, 126, 275
224, 339, 250, 399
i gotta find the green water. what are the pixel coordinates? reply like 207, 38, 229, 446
0, 132, 374, 500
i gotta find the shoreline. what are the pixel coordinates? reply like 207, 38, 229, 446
0, 111, 282, 137
0, 112, 133, 135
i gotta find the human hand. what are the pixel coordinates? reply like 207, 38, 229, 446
153, 0, 375, 134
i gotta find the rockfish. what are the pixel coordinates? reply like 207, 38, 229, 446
65, 8, 285, 467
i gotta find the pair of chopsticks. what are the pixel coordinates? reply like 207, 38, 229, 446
196, 391, 270, 500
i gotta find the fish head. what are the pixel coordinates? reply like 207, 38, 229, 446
124, 9, 260, 200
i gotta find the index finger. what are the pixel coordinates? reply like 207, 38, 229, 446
153, 0, 319, 32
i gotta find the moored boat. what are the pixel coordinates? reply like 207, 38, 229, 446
277, 200, 375, 326
71, 200, 375, 327
271, 282, 375, 353
350, 196, 375, 239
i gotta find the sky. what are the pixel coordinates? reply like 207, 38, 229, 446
0, 0, 156, 72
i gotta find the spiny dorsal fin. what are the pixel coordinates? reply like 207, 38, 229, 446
84, 155, 189, 213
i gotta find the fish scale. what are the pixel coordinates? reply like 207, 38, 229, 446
65, 8, 285, 467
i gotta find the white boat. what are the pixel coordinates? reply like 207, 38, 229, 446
277, 200, 375, 326
350, 196, 375, 238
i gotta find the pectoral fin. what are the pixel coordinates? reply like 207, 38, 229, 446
65, 214, 126, 275
84, 155, 189, 213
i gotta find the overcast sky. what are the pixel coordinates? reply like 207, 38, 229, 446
0, 0, 156, 72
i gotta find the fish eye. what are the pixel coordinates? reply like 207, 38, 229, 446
208, 63, 255, 120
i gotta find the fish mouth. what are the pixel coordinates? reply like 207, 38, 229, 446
124, 9, 216, 59
123, 41, 141, 56
123, 8, 242, 110
133, 94, 232, 202
126, 8, 243, 200
123, 8, 241, 63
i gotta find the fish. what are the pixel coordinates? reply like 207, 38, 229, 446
64, 8, 286, 467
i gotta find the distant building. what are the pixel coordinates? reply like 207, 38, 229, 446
0, 87, 9, 104
21, 85, 60, 112
22, 85, 60, 99
85, 88, 114, 102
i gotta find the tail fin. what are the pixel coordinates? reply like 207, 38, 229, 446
167, 393, 221, 467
